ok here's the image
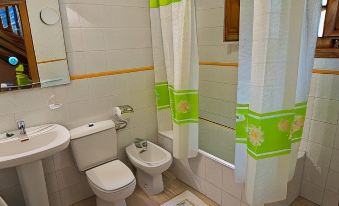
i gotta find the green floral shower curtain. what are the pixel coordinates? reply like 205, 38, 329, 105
150, 0, 199, 159
235, 0, 321, 205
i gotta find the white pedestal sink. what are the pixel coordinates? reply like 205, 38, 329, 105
0, 124, 70, 206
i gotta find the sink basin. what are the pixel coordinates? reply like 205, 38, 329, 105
0, 124, 70, 206
0, 124, 70, 169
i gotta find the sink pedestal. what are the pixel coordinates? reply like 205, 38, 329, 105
17, 160, 50, 206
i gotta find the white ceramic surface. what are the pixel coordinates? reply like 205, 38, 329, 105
70, 121, 136, 206
126, 141, 172, 195
0, 197, 7, 206
0, 124, 70, 169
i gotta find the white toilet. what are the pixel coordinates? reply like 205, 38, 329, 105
126, 141, 172, 195
70, 120, 136, 206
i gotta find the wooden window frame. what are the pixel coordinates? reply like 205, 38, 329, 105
315, 0, 339, 58
0, 0, 39, 83
224, 0, 240, 42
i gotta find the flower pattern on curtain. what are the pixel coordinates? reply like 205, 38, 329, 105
150, 0, 199, 159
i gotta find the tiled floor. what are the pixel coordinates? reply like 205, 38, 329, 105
71, 172, 218, 206
72, 172, 318, 206
290, 197, 319, 206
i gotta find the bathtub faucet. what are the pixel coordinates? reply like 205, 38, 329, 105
134, 138, 148, 150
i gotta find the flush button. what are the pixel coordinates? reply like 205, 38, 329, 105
88, 123, 94, 127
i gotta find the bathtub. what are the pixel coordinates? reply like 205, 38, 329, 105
158, 130, 305, 206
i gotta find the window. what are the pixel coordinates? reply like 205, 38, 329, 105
315, 0, 339, 58
224, 0, 240, 41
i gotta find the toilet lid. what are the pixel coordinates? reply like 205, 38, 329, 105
86, 160, 135, 191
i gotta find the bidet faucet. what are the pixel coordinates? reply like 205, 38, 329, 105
17, 120, 26, 135
134, 138, 147, 149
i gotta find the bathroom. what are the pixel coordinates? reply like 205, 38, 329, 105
0, 0, 338, 206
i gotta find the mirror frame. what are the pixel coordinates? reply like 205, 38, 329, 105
0, 0, 40, 89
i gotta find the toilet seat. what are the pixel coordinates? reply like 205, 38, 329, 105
86, 160, 136, 203
86, 160, 135, 191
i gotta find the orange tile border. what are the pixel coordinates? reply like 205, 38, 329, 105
37, 58, 66, 64
199, 61, 238, 67
312, 69, 339, 75
70, 66, 154, 80
69, 63, 339, 81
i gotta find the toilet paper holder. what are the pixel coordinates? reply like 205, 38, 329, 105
113, 105, 134, 130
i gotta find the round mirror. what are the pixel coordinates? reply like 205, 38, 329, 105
40, 7, 60, 25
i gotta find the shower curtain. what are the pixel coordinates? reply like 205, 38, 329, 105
235, 0, 321, 205
150, 0, 199, 159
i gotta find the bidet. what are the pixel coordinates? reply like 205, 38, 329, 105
126, 141, 172, 195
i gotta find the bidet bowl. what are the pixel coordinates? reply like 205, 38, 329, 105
125, 141, 172, 195
125, 141, 172, 175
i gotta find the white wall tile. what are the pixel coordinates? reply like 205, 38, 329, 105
82, 28, 105, 51
0, 185, 25, 206
303, 159, 329, 188
197, 8, 224, 28
222, 167, 243, 199
302, 73, 339, 206
53, 148, 76, 171
308, 120, 337, 147
66, 52, 87, 75
205, 157, 223, 188
188, 153, 206, 178
64, 28, 84, 52
45, 172, 59, 195
48, 192, 62, 206
306, 142, 333, 169
222, 191, 241, 206
59, 180, 93, 205
314, 74, 339, 100
326, 170, 339, 193
103, 28, 152, 50
56, 166, 83, 190
0, 168, 20, 191
335, 125, 339, 149
330, 149, 339, 173
312, 98, 339, 124
196, 0, 224, 10
301, 180, 324, 205
0, 114, 16, 134
202, 179, 222, 204
322, 189, 339, 206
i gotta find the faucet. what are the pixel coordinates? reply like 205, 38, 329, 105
17, 120, 26, 135
134, 138, 148, 150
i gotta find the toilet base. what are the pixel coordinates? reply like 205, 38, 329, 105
96, 197, 127, 206
137, 169, 164, 195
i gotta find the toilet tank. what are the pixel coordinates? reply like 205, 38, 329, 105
70, 120, 118, 171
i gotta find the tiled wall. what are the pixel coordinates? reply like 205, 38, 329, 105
196, 0, 238, 162
196, 0, 238, 63
300, 61, 339, 206
158, 134, 305, 206
0, 0, 157, 205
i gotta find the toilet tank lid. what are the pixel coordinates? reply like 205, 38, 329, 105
70, 120, 115, 140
